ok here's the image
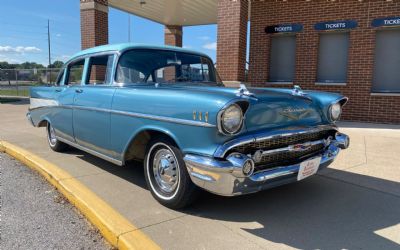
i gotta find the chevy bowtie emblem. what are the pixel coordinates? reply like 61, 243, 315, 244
279, 107, 311, 120
289, 143, 312, 152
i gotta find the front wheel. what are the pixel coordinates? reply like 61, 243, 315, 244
46, 123, 68, 152
144, 137, 198, 209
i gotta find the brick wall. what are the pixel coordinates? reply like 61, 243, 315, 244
217, 0, 248, 82
248, 0, 400, 123
80, 0, 108, 50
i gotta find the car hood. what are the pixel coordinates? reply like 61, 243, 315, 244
123, 84, 340, 132
243, 88, 324, 132
157, 84, 333, 132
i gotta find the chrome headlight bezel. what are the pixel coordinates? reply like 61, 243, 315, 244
329, 102, 342, 122
217, 103, 244, 135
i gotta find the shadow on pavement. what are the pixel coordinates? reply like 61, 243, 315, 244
65, 148, 148, 189
189, 171, 400, 250
63, 147, 400, 249
0, 98, 29, 105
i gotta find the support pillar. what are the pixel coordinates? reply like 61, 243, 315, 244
164, 25, 183, 47
80, 0, 109, 50
217, 0, 248, 83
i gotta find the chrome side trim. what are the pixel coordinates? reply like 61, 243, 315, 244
30, 98, 59, 110
110, 109, 215, 127
213, 125, 337, 158
29, 104, 215, 128
56, 136, 123, 166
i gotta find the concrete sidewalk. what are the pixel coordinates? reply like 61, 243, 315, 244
1, 100, 399, 249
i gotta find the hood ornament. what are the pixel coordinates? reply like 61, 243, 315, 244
291, 85, 305, 96
291, 85, 312, 101
236, 83, 255, 97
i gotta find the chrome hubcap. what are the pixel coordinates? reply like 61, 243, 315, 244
48, 125, 57, 145
152, 148, 179, 193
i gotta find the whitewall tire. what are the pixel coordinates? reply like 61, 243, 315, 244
144, 137, 198, 209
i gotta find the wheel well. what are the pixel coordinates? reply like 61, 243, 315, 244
38, 120, 49, 127
124, 130, 178, 163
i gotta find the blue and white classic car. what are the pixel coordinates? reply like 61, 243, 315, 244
27, 44, 349, 208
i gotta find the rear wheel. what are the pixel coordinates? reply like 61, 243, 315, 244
46, 123, 68, 152
144, 137, 198, 209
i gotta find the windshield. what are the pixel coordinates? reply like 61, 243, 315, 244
116, 49, 222, 86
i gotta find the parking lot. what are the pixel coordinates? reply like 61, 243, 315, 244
1, 100, 399, 249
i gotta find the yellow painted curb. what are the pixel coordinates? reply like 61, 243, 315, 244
0, 140, 160, 250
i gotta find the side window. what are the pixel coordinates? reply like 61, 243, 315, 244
86, 55, 114, 85
66, 60, 85, 85
55, 69, 65, 86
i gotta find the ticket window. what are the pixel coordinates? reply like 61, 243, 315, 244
268, 35, 296, 83
317, 32, 349, 83
372, 29, 400, 93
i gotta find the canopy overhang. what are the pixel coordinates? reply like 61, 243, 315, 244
109, 0, 218, 26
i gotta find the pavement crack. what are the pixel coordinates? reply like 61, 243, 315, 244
117, 214, 189, 238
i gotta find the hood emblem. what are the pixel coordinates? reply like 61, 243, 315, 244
279, 107, 311, 120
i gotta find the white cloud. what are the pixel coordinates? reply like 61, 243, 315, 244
202, 42, 217, 50
53, 54, 71, 61
183, 45, 192, 49
0, 45, 41, 53
198, 36, 210, 41
56, 33, 62, 37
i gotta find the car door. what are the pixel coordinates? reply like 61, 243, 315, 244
72, 54, 116, 157
51, 59, 85, 143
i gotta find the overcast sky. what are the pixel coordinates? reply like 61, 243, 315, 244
0, 0, 218, 66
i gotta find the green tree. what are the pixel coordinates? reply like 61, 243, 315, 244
48, 60, 64, 68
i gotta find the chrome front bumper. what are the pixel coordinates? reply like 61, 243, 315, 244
184, 133, 349, 196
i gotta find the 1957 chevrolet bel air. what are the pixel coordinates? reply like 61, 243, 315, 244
27, 44, 349, 208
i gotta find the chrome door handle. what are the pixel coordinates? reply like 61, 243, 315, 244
75, 89, 83, 93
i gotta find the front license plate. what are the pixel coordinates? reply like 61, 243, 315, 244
297, 157, 321, 181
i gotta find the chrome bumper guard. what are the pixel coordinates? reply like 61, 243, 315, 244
184, 133, 349, 196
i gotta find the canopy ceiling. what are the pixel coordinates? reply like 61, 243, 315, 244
109, 0, 218, 26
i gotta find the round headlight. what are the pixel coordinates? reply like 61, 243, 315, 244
220, 104, 243, 134
330, 103, 342, 121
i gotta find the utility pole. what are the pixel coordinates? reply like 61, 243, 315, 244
128, 14, 131, 42
47, 19, 51, 83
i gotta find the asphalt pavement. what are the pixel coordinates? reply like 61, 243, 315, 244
1, 101, 399, 249
0, 152, 111, 250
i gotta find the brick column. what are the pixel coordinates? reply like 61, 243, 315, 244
217, 0, 248, 83
164, 25, 183, 47
80, 0, 109, 50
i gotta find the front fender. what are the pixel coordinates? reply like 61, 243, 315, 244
121, 125, 182, 158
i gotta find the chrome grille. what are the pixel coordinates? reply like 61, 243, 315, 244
255, 144, 325, 171
232, 129, 334, 154
229, 129, 336, 171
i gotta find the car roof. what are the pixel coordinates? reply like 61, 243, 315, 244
67, 43, 211, 64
